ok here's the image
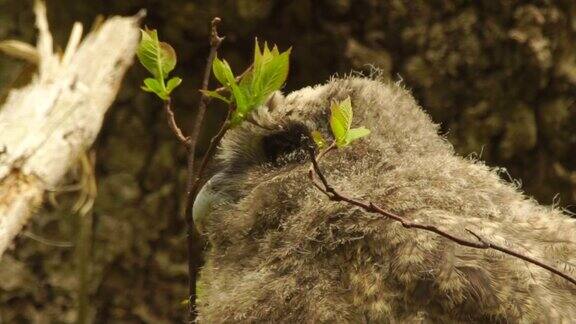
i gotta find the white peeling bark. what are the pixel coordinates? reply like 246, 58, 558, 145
0, 0, 142, 257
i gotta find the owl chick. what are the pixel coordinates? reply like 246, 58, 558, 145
194, 76, 576, 323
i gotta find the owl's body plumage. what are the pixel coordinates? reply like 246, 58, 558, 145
197, 77, 576, 323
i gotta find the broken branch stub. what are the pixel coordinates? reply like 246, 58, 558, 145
0, 1, 143, 257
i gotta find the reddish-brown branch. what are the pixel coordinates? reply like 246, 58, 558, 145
183, 17, 224, 322
162, 98, 189, 146
306, 146, 576, 287
188, 110, 231, 199
165, 17, 244, 322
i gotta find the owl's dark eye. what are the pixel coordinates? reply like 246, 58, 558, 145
262, 123, 311, 165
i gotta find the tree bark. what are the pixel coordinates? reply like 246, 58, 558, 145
0, 0, 141, 258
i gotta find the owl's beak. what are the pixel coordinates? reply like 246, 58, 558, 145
193, 176, 227, 235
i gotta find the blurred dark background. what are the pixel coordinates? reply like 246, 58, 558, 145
1, 0, 575, 322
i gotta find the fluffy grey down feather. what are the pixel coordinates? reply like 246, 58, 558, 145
196, 76, 576, 323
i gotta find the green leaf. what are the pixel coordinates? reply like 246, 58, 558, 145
254, 49, 290, 103
230, 85, 249, 125
239, 39, 291, 113
212, 39, 291, 127
212, 57, 235, 87
346, 127, 371, 144
253, 39, 263, 69
199, 89, 231, 103
212, 57, 249, 115
330, 97, 353, 148
142, 78, 163, 94
159, 42, 177, 75
137, 29, 177, 80
263, 41, 272, 58
166, 77, 182, 93
311, 130, 327, 149
328, 97, 370, 147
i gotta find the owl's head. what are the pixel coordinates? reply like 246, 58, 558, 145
193, 76, 450, 245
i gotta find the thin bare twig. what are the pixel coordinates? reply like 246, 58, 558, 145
306, 145, 576, 287
183, 17, 224, 322
162, 17, 240, 322
23, 231, 73, 247
163, 97, 189, 146
189, 111, 231, 199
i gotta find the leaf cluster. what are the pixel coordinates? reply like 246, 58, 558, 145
205, 40, 291, 126
312, 97, 370, 149
137, 29, 182, 100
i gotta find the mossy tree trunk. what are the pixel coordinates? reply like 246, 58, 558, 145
0, 0, 574, 322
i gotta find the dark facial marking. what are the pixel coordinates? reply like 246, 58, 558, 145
261, 123, 312, 166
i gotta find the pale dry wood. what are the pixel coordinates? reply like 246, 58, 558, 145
0, 0, 142, 257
